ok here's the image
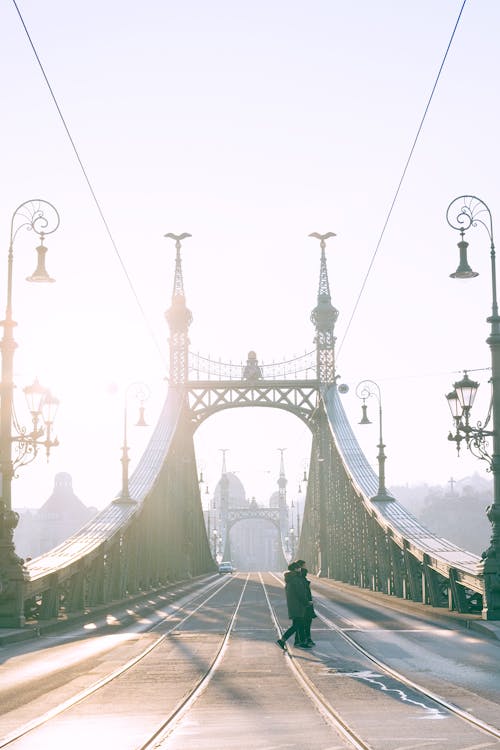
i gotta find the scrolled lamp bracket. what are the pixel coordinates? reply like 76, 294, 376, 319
10, 380, 59, 473
446, 372, 494, 466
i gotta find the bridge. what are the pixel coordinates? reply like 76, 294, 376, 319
0, 228, 495, 632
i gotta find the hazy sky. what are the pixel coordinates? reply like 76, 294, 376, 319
1, 0, 499, 511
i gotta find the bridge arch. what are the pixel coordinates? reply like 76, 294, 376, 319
186, 380, 320, 431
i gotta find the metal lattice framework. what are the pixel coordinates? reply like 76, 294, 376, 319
186, 380, 319, 427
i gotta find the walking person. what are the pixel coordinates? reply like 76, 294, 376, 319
294, 559, 316, 647
276, 561, 311, 650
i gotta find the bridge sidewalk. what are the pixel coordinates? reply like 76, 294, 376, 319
318, 578, 500, 641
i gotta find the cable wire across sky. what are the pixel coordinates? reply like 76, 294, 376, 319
13, 0, 467, 376
336, 0, 468, 360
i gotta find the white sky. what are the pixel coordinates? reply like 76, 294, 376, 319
1, 0, 499, 511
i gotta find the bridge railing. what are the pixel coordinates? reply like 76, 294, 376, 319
188, 350, 317, 381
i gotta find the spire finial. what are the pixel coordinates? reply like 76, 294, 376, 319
164, 232, 192, 299
309, 232, 336, 298
219, 448, 229, 475
277, 447, 286, 477
277, 447, 287, 490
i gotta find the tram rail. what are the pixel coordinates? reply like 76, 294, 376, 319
0, 574, 237, 749
270, 571, 500, 745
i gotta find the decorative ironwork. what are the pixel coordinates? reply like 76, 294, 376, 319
164, 233, 192, 385
309, 232, 338, 385
186, 380, 319, 427
226, 507, 281, 526
188, 350, 317, 381
446, 195, 494, 246
446, 373, 494, 466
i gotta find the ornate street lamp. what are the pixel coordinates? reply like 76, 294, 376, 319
445, 370, 491, 459
356, 380, 393, 502
0, 199, 60, 627
446, 194, 500, 619
116, 382, 150, 502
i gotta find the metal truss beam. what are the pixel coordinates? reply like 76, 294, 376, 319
186, 379, 319, 428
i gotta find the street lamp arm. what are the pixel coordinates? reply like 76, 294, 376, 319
446, 195, 494, 245
355, 379, 381, 405
9, 199, 60, 246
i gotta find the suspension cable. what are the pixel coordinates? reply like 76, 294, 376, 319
11, 0, 168, 369
337, 0, 468, 361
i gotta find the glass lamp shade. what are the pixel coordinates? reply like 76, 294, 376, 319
26, 243, 56, 283
445, 389, 461, 419
450, 238, 479, 279
41, 390, 60, 425
23, 378, 48, 415
135, 404, 148, 427
453, 372, 479, 411
359, 401, 372, 425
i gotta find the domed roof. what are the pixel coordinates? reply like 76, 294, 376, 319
214, 472, 247, 507
269, 490, 280, 508
39, 472, 89, 518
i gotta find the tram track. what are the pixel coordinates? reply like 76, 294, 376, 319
0, 573, 239, 749
269, 571, 500, 746
137, 574, 250, 749
2, 572, 499, 749
261, 573, 370, 750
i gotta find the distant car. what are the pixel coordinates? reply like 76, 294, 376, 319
218, 561, 234, 574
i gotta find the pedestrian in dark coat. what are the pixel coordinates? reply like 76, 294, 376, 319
276, 562, 310, 650
294, 560, 316, 646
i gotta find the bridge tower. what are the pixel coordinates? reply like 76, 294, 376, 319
308, 232, 338, 576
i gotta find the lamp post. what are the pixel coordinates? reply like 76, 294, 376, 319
355, 380, 393, 501
446, 194, 500, 619
116, 382, 150, 502
0, 199, 60, 628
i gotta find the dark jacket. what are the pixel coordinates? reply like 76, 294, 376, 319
301, 568, 316, 620
284, 570, 309, 619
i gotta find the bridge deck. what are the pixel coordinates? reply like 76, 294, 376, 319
2, 574, 499, 749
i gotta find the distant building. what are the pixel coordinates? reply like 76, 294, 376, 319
14, 472, 98, 560
205, 460, 292, 570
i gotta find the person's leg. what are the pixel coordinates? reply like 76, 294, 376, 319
281, 621, 297, 642
293, 617, 303, 645
293, 617, 307, 646
304, 615, 315, 644
303, 615, 311, 641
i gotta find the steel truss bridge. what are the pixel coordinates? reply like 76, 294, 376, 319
0, 232, 494, 628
